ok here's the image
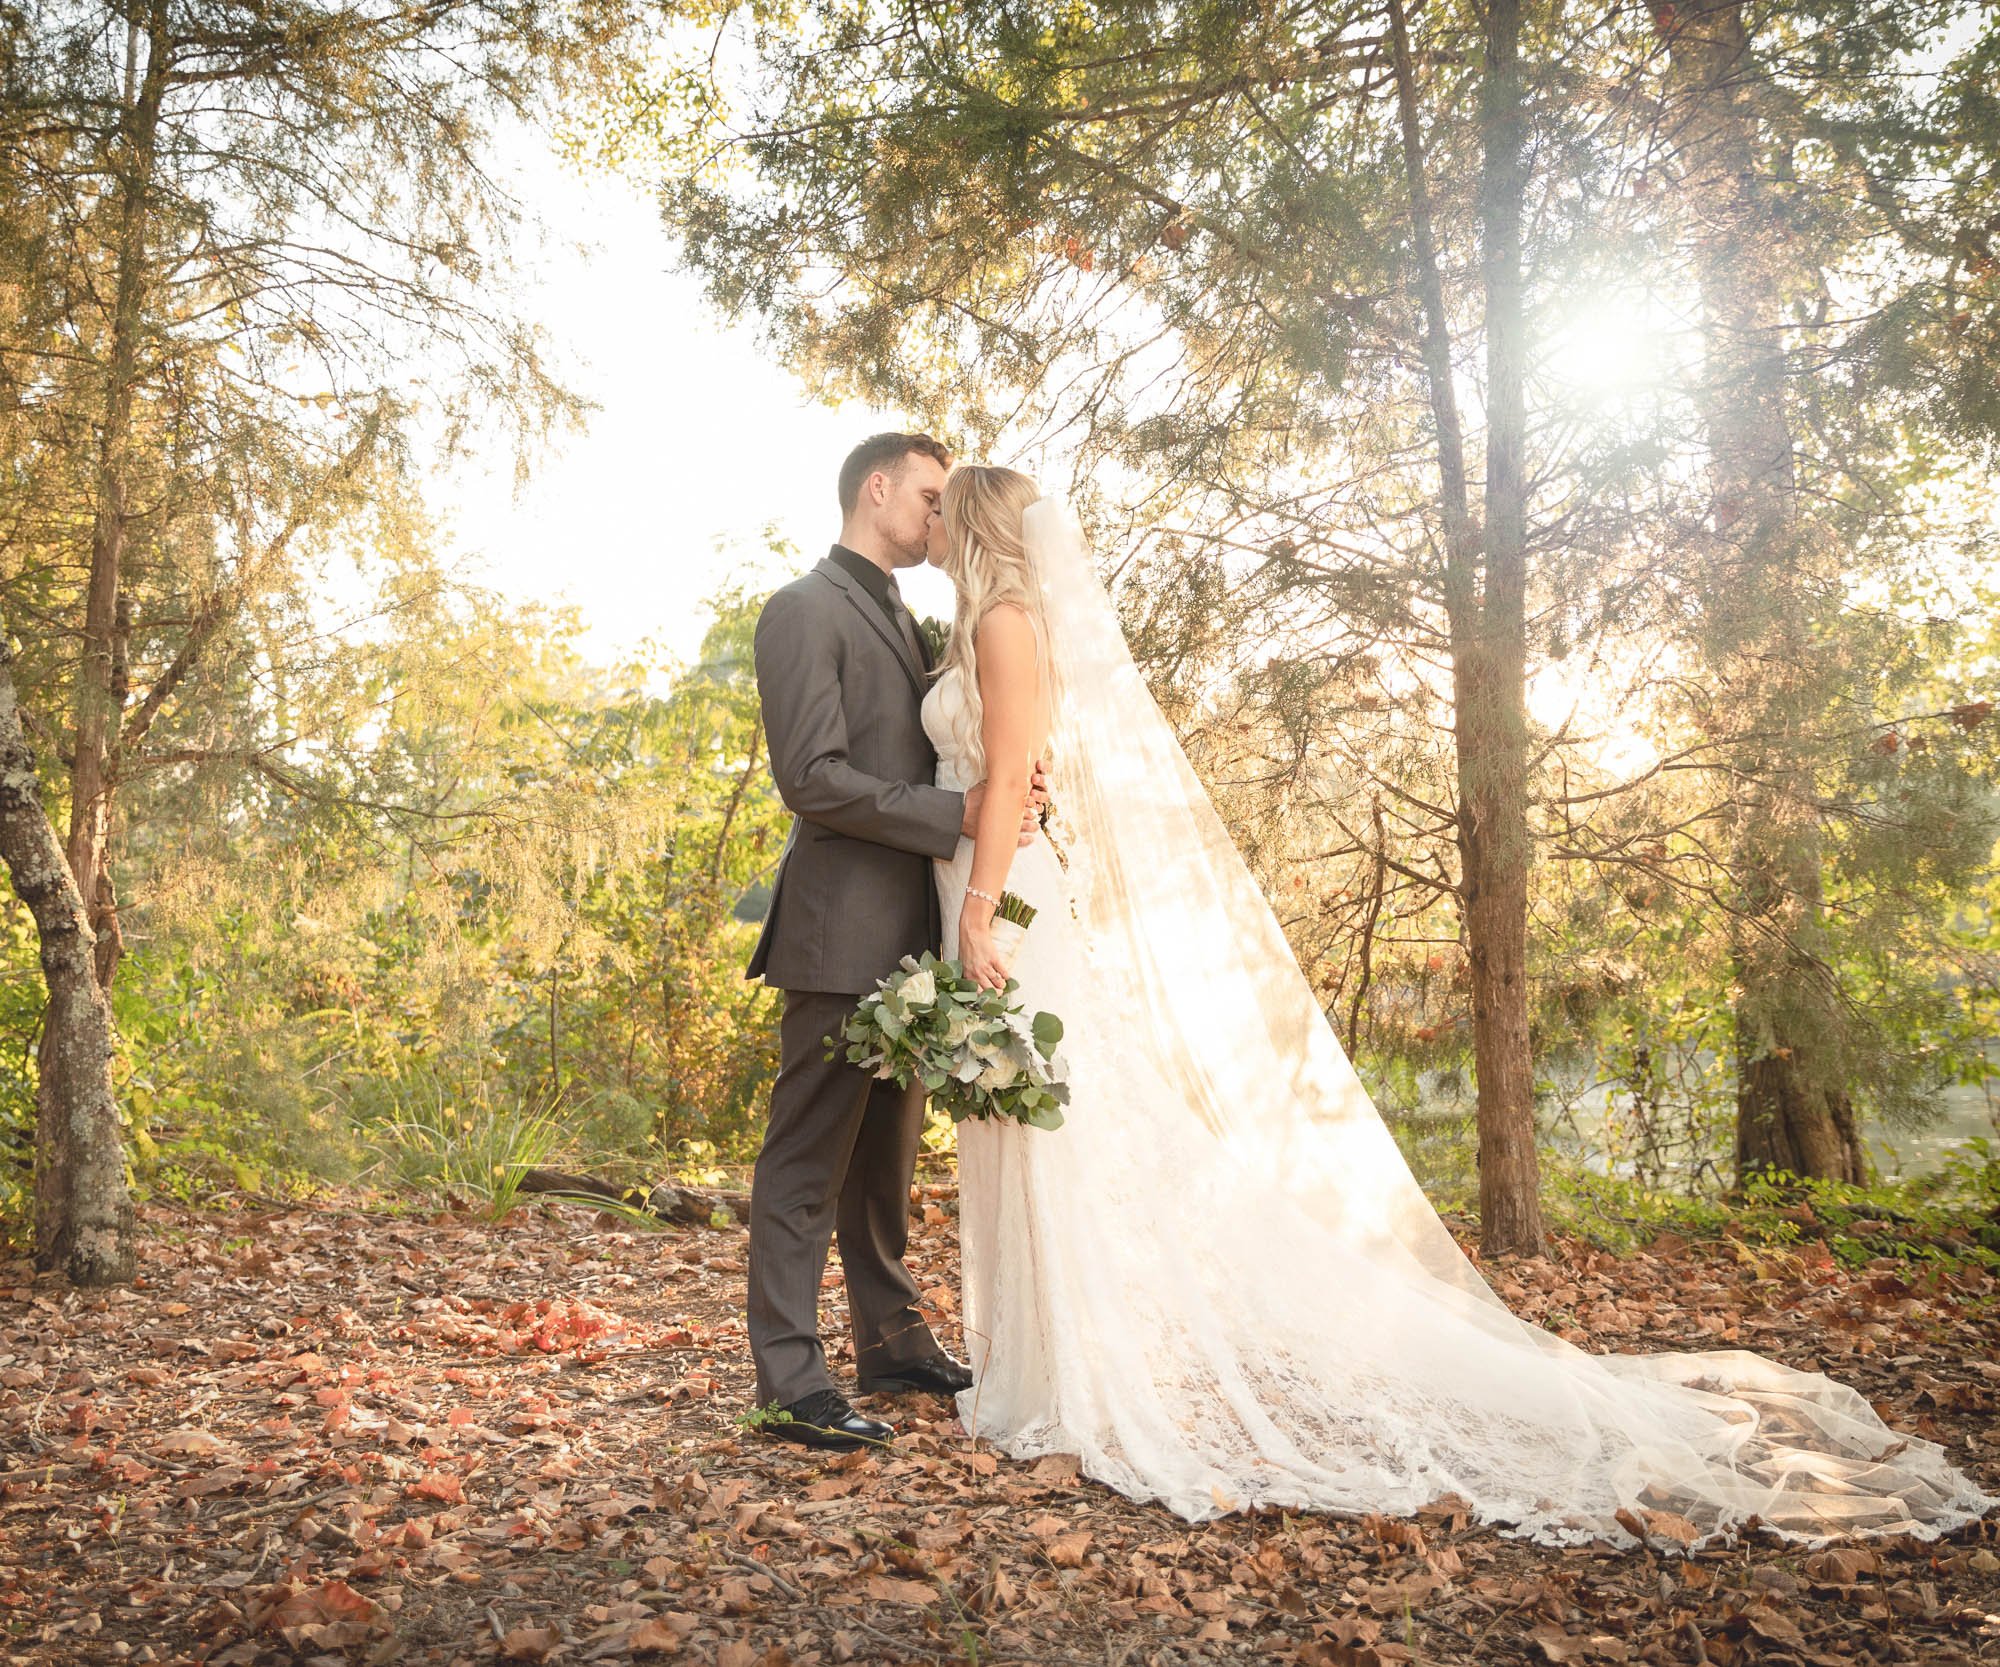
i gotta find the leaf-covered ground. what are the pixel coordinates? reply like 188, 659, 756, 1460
1, 1187, 1996, 1667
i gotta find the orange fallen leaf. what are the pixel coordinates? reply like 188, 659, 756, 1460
498, 1624, 561, 1660
1640, 1508, 1699, 1547
407, 1471, 464, 1503
624, 1618, 684, 1654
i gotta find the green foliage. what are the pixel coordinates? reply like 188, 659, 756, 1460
1522, 1146, 2000, 1272
0, 568, 794, 1235
362, 1072, 568, 1218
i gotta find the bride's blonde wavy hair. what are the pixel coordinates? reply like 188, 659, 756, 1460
937, 464, 1055, 781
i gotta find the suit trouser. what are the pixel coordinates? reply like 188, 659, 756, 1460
747, 988, 940, 1407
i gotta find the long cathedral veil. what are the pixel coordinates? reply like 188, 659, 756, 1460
1015, 495, 1992, 1543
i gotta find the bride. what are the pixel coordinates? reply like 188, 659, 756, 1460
917, 464, 1992, 1547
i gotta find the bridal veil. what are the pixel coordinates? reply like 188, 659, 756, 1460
994, 494, 1992, 1546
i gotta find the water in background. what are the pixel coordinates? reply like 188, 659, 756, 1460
1392, 1042, 1998, 1187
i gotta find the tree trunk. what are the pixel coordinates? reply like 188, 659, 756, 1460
1465, 0, 1544, 1255
21, 7, 167, 1285
1668, 1, 1865, 1186
1387, 0, 1546, 1255
66, 5, 168, 999
0, 636, 134, 1285
1734, 1059, 1864, 1181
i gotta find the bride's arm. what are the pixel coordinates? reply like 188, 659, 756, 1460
959, 603, 1042, 991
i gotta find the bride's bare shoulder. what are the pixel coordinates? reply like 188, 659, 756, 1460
972, 602, 1037, 649
970, 605, 1040, 698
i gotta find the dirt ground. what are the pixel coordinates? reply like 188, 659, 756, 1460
0, 1185, 1996, 1666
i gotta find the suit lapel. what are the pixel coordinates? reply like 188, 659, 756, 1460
815, 560, 926, 700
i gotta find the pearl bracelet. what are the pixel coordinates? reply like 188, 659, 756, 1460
965, 886, 1001, 909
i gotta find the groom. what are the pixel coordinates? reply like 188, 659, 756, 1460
745, 432, 1041, 1451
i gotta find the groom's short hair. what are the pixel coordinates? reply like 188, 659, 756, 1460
839, 432, 952, 515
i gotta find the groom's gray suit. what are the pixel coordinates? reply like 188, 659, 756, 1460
745, 548, 966, 1407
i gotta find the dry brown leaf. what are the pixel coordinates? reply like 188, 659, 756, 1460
1529, 1626, 1596, 1663
1043, 1530, 1092, 1568
622, 1618, 683, 1655
1743, 1603, 1807, 1646
1028, 1452, 1079, 1486
1640, 1508, 1700, 1547
1806, 1546, 1879, 1584
152, 1426, 230, 1457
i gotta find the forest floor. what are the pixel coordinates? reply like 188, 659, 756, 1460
0, 1184, 1996, 1667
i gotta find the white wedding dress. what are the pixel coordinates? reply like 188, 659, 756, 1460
917, 499, 1992, 1547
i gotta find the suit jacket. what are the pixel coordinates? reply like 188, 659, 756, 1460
746, 556, 966, 995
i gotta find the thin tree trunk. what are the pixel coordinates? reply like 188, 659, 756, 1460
548, 962, 561, 1092
65, 4, 167, 998
709, 726, 761, 893
1667, 0, 1864, 1185
1346, 800, 1388, 1056
27, 5, 167, 1286
0, 636, 133, 1285
1387, 0, 1546, 1255
1465, 0, 1544, 1254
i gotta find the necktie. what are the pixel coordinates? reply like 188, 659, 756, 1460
884, 582, 925, 668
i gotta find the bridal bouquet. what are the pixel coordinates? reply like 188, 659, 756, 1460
829, 897, 1069, 1131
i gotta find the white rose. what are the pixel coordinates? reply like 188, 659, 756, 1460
977, 1059, 1019, 1092
900, 969, 937, 1008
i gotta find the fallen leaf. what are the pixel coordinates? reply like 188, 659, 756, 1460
1044, 1530, 1092, 1568
407, 1471, 464, 1503
862, 1575, 934, 1606
1641, 1508, 1699, 1547
152, 1427, 230, 1457
622, 1617, 683, 1654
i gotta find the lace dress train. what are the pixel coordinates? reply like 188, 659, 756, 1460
920, 540, 1992, 1548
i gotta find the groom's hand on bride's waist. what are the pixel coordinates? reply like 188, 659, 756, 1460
962, 761, 1052, 846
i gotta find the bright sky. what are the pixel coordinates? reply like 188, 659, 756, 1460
423, 130, 960, 671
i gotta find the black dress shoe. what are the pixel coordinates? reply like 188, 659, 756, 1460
762, 1389, 894, 1452
857, 1352, 975, 1397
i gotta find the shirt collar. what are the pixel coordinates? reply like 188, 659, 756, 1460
824, 543, 912, 607
829, 543, 898, 607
